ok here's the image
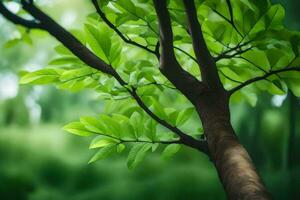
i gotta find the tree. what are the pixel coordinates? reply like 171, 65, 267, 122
1, 0, 300, 199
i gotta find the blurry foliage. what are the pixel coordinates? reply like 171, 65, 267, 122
0, 125, 225, 200
0, 92, 29, 126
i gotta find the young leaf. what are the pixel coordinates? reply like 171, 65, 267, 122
89, 136, 119, 149
150, 98, 167, 120
176, 108, 194, 126
80, 116, 107, 134
127, 143, 152, 169
151, 143, 159, 152
84, 23, 113, 63
162, 144, 181, 159
117, 144, 126, 153
63, 122, 93, 137
89, 145, 116, 163
130, 112, 143, 138
49, 56, 83, 66
99, 115, 122, 137
19, 69, 60, 85
120, 120, 136, 139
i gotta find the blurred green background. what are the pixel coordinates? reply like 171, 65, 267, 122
0, 0, 299, 199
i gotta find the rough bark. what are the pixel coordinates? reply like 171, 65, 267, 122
195, 89, 271, 200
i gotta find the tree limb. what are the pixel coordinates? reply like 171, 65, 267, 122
182, 0, 222, 89
215, 0, 243, 37
153, 0, 206, 103
174, 46, 198, 63
229, 66, 300, 95
237, 56, 268, 73
219, 70, 243, 84
215, 40, 253, 61
129, 88, 209, 153
215, 46, 253, 61
20, 0, 116, 76
91, 0, 158, 57
0, 1, 41, 28
152, 0, 175, 62
226, 0, 234, 26
86, 130, 182, 145
0, 0, 209, 155
92, 0, 196, 75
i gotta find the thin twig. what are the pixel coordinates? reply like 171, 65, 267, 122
91, 0, 158, 57
229, 66, 300, 94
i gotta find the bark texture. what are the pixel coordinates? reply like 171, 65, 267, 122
196, 89, 271, 200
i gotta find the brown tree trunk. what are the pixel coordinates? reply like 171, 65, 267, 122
196, 89, 271, 200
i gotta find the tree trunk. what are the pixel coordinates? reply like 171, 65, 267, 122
196, 89, 271, 200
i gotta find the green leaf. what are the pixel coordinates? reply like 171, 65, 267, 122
89, 145, 116, 163
59, 67, 94, 82
150, 98, 167, 120
49, 56, 82, 66
100, 115, 122, 137
242, 50, 270, 70
63, 122, 93, 137
176, 108, 194, 126
264, 4, 285, 30
117, 144, 126, 153
241, 90, 258, 107
54, 44, 72, 56
80, 116, 107, 134
19, 69, 60, 84
120, 120, 136, 139
145, 118, 157, 141
130, 112, 143, 138
89, 136, 119, 149
3, 38, 21, 48
151, 143, 159, 152
127, 143, 152, 169
162, 144, 181, 159
84, 23, 112, 63
165, 108, 179, 126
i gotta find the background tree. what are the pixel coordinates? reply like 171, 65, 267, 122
1, 0, 300, 199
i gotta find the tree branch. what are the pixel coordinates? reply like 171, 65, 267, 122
237, 56, 268, 73
208, 2, 245, 38
0, 1, 41, 28
183, 0, 222, 89
215, 40, 253, 61
91, 0, 158, 57
153, 0, 206, 103
92, 0, 199, 88
219, 70, 243, 84
87, 130, 182, 145
229, 66, 300, 95
19, 0, 116, 77
215, 46, 253, 61
129, 88, 209, 153
174, 46, 198, 63
226, 0, 234, 26
153, 0, 175, 62
0, 0, 209, 155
